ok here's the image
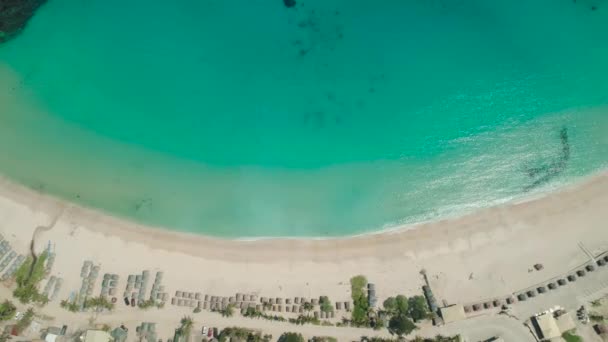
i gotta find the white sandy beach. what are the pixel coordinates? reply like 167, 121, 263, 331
1, 171, 608, 339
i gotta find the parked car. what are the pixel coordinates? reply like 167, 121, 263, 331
124, 297, 130, 306
131, 298, 136, 307
207, 328, 213, 338
213, 328, 219, 337
202, 327, 208, 336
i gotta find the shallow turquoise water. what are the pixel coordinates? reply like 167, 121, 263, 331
0, 0, 607, 237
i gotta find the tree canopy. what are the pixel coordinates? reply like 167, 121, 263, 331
0, 300, 16, 321
278, 332, 305, 342
388, 315, 416, 337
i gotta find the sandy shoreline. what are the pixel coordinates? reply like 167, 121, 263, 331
1, 170, 608, 339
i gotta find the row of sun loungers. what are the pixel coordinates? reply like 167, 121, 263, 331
1, 254, 25, 280
78, 261, 100, 310
123, 270, 168, 305
101, 273, 120, 297
42, 275, 64, 301
464, 258, 608, 313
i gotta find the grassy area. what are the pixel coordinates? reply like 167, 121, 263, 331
562, 331, 583, 342
350, 275, 369, 327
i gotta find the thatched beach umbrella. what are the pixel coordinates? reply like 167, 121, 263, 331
598, 259, 606, 267
483, 302, 492, 309
577, 269, 586, 277
558, 278, 568, 286
547, 282, 557, 290
493, 299, 501, 307
537, 286, 547, 294
517, 293, 527, 301
586, 264, 596, 272
526, 290, 537, 298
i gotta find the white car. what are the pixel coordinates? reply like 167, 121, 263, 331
15, 311, 23, 320
201, 326, 208, 336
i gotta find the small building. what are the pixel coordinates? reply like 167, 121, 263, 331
110, 326, 128, 342
532, 310, 576, 341
439, 304, 466, 324
533, 312, 561, 340
83, 330, 112, 342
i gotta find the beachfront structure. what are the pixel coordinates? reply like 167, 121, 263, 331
531, 310, 576, 341
82, 330, 112, 342
439, 304, 467, 324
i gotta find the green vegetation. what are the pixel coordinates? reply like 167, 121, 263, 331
388, 314, 416, 337
278, 332, 305, 342
60, 300, 79, 312
311, 337, 337, 342
591, 300, 602, 307
14, 308, 35, 335
360, 336, 461, 342
319, 296, 333, 313
178, 316, 193, 338
350, 275, 369, 327
0, 300, 17, 321
218, 327, 271, 342
220, 304, 234, 317
138, 299, 162, 310
0, 331, 11, 342
84, 296, 114, 311
562, 331, 582, 342
13, 252, 49, 305
193, 307, 201, 313
408, 296, 430, 322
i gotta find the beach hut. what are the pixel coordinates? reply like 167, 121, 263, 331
586, 264, 596, 272
294, 297, 300, 304
577, 270, 586, 277
517, 293, 527, 301
537, 286, 547, 294
558, 278, 568, 286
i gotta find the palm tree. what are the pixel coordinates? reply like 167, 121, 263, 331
179, 316, 193, 340
303, 302, 313, 316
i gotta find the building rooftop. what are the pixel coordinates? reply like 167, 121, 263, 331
83, 330, 112, 342
439, 304, 466, 324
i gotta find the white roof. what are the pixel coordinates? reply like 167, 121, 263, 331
84, 330, 112, 342
440, 304, 466, 324
45, 334, 58, 342
534, 313, 561, 340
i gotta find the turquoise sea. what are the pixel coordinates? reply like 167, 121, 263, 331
0, 0, 607, 237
